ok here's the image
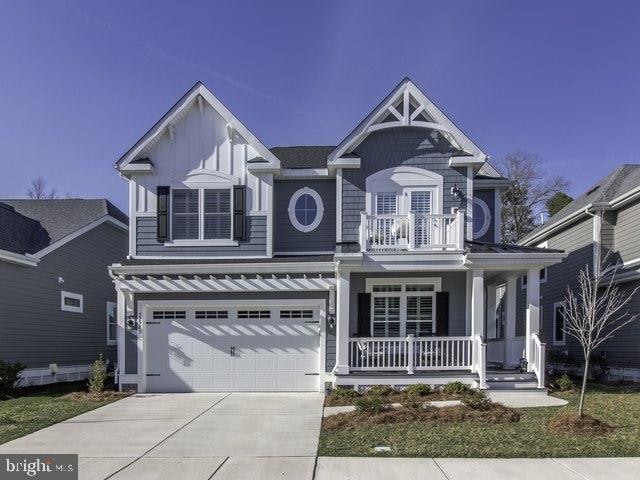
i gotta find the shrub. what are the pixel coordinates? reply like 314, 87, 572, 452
404, 383, 432, 397
366, 385, 395, 397
354, 395, 390, 414
556, 374, 575, 392
442, 381, 472, 395
331, 387, 361, 399
463, 390, 492, 410
0, 360, 25, 399
401, 394, 424, 410
88, 355, 108, 394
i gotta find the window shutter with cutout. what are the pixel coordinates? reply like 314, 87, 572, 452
156, 186, 170, 242
233, 185, 246, 241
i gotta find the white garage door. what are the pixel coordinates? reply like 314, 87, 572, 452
144, 305, 320, 392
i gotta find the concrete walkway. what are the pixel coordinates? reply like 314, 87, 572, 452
0, 392, 324, 480
315, 457, 640, 480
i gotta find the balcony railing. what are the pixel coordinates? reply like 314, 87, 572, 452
359, 210, 465, 252
349, 335, 476, 373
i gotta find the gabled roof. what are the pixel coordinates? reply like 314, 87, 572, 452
0, 199, 128, 258
116, 82, 280, 170
520, 164, 640, 245
328, 77, 488, 164
269, 146, 335, 169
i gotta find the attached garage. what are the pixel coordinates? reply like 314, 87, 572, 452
140, 300, 324, 392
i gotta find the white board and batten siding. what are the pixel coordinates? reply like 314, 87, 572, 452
130, 100, 272, 219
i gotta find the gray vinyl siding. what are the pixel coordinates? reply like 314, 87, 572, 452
0, 222, 127, 369
274, 179, 336, 254
473, 188, 496, 243
348, 272, 468, 336
126, 291, 332, 374
136, 215, 266, 257
614, 198, 640, 264
516, 218, 594, 358
341, 127, 469, 243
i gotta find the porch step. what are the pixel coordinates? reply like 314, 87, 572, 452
486, 372, 537, 383
486, 378, 546, 393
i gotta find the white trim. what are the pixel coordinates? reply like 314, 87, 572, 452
117, 84, 280, 170
107, 301, 117, 345
494, 189, 502, 243
553, 301, 567, 346
110, 261, 336, 276
328, 78, 487, 163
520, 268, 547, 289
336, 168, 343, 242
472, 197, 492, 239
34, 216, 128, 259
164, 239, 238, 247
622, 257, 640, 268
280, 168, 330, 178
266, 173, 274, 257
365, 277, 442, 292
288, 187, 325, 233
137, 298, 326, 393
466, 166, 474, 241
18, 363, 92, 387
61, 291, 83, 313
128, 180, 137, 257
593, 211, 602, 275
0, 248, 39, 267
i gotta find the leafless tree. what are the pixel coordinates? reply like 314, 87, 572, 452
498, 151, 569, 243
564, 258, 639, 416
26, 177, 58, 199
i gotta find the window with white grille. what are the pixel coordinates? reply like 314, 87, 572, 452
406, 296, 434, 336
237, 310, 270, 319
375, 192, 397, 215
152, 311, 186, 319
373, 297, 401, 336
280, 310, 313, 318
204, 190, 231, 239
195, 310, 228, 319
172, 189, 199, 240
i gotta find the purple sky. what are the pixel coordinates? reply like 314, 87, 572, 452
2, 0, 640, 211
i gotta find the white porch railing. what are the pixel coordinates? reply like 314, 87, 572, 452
530, 334, 546, 389
349, 335, 476, 373
359, 210, 465, 252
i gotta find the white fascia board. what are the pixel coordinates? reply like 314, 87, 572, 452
246, 163, 281, 173
117, 83, 280, 170
474, 178, 513, 190
464, 252, 567, 269
279, 168, 331, 178
120, 163, 153, 174
449, 156, 485, 167
34, 216, 129, 259
608, 185, 640, 209
109, 261, 336, 276
328, 78, 487, 163
327, 157, 361, 171
0, 249, 39, 267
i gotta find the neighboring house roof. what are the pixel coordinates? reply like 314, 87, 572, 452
269, 146, 335, 169
0, 199, 128, 264
520, 164, 640, 245
464, 241, 563, 254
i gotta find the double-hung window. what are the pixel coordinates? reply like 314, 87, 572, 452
370, 281, 437, 337
171, 188, 232, 241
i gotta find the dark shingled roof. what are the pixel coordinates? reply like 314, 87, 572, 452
465, 241, 563, 254
269, 146, 335, 169
0, 199, 128, 255
520, 164, 640, 244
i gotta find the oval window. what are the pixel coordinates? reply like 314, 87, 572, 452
288, 188, 324, 232
472, 197, 492, 238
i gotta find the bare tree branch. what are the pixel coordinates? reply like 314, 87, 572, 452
26, 177, 58, 200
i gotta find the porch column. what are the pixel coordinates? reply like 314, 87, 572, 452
504, 276, 518, 368
525, 268, 541, 372
334, 267, 351, 375
116, 288, 126, 391
471, 270, 485, 337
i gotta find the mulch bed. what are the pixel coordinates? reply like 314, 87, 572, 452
323, 404, 520, 430
325, 391, 467, 407
62, 391, 131, 402
547, 411, 614, 436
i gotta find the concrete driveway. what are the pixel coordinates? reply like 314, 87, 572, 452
0, 392, 324, 480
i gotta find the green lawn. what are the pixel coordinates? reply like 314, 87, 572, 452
0, 382, 128, 445
318, 384, 640, 458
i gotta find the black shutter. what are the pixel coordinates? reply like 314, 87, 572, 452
233, 185, 246, 241
436, 292, 449, 336
156, 186, 170, 242
357, 293, 371, 337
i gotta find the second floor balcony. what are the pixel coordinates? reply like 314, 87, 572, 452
359, 210, 465, 252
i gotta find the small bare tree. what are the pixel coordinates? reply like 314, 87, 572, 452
26, 177, 58, 199
564, 259, 639, 416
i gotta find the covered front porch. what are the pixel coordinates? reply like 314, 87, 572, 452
331, 263, 554, 391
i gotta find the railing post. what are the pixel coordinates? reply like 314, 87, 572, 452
406, 335, 414, 374
475, 335, 487, 389
408, 211, 416, 250
359, 212, 367, 252
455, 209, 465, 250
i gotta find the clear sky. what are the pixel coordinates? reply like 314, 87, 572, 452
2, 0, 639, 211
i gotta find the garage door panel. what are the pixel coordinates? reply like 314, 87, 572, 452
146, 306, 320, 392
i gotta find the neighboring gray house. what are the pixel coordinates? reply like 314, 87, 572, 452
518, 165, 640, 382
110, 78, 566, 394
0, 199, 128, 385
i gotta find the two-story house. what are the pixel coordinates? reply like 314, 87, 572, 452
109, 78, 565, 393
518, 164, 640, 382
